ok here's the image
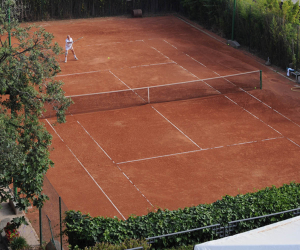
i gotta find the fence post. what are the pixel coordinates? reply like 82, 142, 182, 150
39, 208, 43, 247
297, 25, 299, 70
59, 197, 62, 250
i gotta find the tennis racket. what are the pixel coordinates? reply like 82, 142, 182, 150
73, 37, 83, 43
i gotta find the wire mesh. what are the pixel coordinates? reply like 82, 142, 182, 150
6, 0, 182, 21
40, 176, 69, 250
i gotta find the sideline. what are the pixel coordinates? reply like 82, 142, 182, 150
175, 14, 297, 85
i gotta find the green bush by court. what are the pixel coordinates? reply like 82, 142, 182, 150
64, 182, 300, 249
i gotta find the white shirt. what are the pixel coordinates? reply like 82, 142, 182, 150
65, 38, 73, 50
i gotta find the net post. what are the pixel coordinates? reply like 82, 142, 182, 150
260, 70, 262, 89
39, 207, 43, 247
59, 197, 62, 250
148, 87, 150, 103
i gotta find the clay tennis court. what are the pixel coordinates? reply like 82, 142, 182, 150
36, 15, 300, 220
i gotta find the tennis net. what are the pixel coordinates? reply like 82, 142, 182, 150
43, 70, 261, 117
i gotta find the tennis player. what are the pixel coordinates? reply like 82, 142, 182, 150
65, 35, 78, 63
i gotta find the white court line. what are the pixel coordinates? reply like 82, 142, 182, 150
176, 64, 199, 79
286, 138, 300, 148
204, 70, 285, 136
149, 46, 171, 60
66, 75, 239, 98
143, 45, 282, 150
77, 121, 113, 161
176, 16, 226, 45
76, 39, 144, 48
117, 149, 202, 165
262, 137, 284, 142
130, 62, 175, 69
172, 17, 300, 84
109, 70, 132, 90
59, 69, 107, 77
58, 62, 175, 78
109, 70, 147, 103
46, 119, 126, 219
211, 70, 300, 144
151, 106, 202, 150
144, 40, 289, 140
222, 90, 283, 136
66, 70, 260, 98
76, 119, 155, 208
263, 103, 272, 109
273, 110, 293, 122
118, 168, 154, 207
185, 54, 207, 67
242, 90, 300, 129
149, 45, 278, 138
162, 39, 208, 68
163, 39, 178, 50
66, 145, 126, 220
117, 137, 284, 165
45, 119, 64, 142
147, 42, 259, 84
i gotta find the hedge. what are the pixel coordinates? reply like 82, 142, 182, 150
72, 239, 151, 250
181, 0, 300, 69
5, 0, 182, 21
64, 182, 300, 249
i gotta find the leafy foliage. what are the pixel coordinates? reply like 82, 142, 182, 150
2, 0, 182, 21
6, 216, 29, 231
72, 239, 151, 250
0, 0, 72, 210
10, 236, 28, 250
64, 183, 300, 249
182, 0, 300, 69
3, 216, 28, 243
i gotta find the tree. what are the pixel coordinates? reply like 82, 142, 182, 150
0, 0, 72, 210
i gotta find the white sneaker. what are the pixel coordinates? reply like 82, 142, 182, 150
64, 59, 67, 63
75, 57, 78, 60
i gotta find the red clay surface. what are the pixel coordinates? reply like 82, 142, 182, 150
26, 16, 300, 223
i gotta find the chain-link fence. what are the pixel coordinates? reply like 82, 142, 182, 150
39, 176, 69, 250
234, 1, 300, 70
182, 0, 300, 71
26, 176, 69, 250
0, 0, 182, 21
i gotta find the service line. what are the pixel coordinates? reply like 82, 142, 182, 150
116, 137, 284, 165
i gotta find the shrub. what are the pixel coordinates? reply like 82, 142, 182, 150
65, 182, 300, 249
10, 236, 28, 250
73, 239, 150, 250
3, 216, 28, 243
